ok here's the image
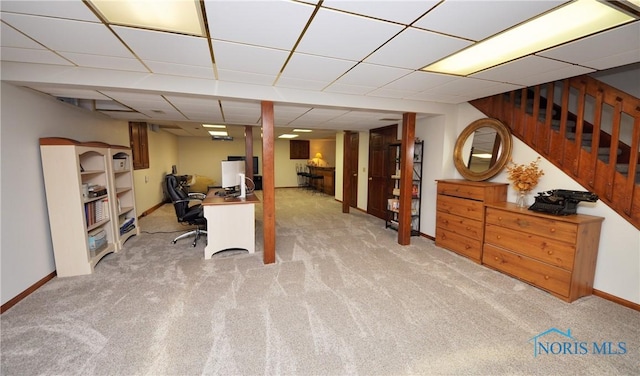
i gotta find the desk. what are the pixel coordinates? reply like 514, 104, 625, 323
201, 191, 260, 259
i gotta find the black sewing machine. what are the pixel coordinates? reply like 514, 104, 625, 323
528, 189, 599, 215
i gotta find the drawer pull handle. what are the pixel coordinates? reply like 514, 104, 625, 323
465, 226, 470, 230
547, 250, 553, 255
550, 228, 556, 233
496, 235, 501, 239
494, 256, 499, 261
465, 245, 471, 249
544, 275, 550, 280
497, 216, 503, 221
443, 220, 449, 224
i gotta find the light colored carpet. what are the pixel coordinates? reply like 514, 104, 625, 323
1, 188, 638, 375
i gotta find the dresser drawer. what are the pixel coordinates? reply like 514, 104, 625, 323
435, 228, 482, 262
438, 181, 487, 201
436, 211, 483, 240
437, 194, 485, 221
484, 224, 575, 270
485, 207, 577, 243
483, 244, 571, 298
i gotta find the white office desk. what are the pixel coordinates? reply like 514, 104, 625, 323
201, 191, 260, 259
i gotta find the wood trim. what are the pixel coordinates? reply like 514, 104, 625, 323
342, 131, 351, 213
138, 201, 166, 218
245, 126, 254, 181
593, 289, 640, 311
1, 272, 56, 314
261, 101, 276, 264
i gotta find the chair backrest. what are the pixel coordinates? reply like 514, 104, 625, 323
165, 174, 189, 221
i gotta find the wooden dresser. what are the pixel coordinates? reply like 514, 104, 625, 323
483, 202, 604, 302
435, 180, 508, 263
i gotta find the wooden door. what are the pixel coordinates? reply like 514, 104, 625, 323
367, 125, 397, 219
348, 132, 359, 208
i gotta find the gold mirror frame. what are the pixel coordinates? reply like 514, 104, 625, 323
453, 118, 512, 181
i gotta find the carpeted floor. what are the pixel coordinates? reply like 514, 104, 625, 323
1, 188, 638, 375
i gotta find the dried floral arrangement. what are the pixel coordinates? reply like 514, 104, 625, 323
506, 157, 544, 192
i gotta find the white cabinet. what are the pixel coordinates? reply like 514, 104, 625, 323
40, 138, 138, 277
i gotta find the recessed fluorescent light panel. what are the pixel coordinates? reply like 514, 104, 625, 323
208, 131, 228, 136
278, 134, 299, 139
422, 0, 635, 76
89, 0, 206, 37
293, 129, 312, 133
203, 124, 226, 128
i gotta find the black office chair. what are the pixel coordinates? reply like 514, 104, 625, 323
164, 174, 207, 247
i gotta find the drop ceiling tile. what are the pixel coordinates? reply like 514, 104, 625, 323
1, 47, 73, 65
296, 8, 403, 61
322, 0, 439, 24
414, 0, 566, 41
365, 27, 471, 69
99, 111, 148, 120
406, 91, 462, 103
137, 109, 187, 121
472, 55, 594, 86
113, 26, 211, 67
366, 87, 416, 99
275, 76, 330, 91
333, 62, 411, 87
0, 1, 101, 22
183, 112, 225, 123
382, 71, 458, 92
323, 82, 374, 95
425, 76, 510, 97
1, 13, 132, 57
280, 53, 356, 81
59, 52, 148, 72
537, 21, 640, 70
1, 22, 45, 49
28, 86, 110, 100
213, 40, 288, 76
217, 69, 276, 86
145, 61, 215, 79
205, 0, 314, 50
165, 95, 222, 114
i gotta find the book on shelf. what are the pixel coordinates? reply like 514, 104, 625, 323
119, 217, 135, 235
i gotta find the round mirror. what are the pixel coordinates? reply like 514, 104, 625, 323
453, 118, 512, 181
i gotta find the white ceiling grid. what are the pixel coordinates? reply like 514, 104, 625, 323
0, 0, 638, 139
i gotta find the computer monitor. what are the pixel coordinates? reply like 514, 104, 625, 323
221, 160, 245, 193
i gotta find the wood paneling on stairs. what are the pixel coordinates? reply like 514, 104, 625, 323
471, 75, 640, 230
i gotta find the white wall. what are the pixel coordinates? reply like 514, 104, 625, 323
455, 103, 640, 304
0, 83, 177, 305
0, 83, 118, 304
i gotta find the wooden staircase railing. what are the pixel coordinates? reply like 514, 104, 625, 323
471, 74, 640, 230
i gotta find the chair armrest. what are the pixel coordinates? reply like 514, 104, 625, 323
188, 192, 206, 200
174, 197, 203, 205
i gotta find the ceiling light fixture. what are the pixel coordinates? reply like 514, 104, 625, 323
278, 134, 299, 139
89, 0, 206, 37
208, 130, 228, 136
293, 129, 312, 133
203, 124, 226, 128
422, 0, 635, 76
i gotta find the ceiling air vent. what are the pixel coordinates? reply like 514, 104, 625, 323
212, 135, 234, 141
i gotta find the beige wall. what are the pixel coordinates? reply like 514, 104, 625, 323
176, 136, 337, 189
133, 128, 178, 213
